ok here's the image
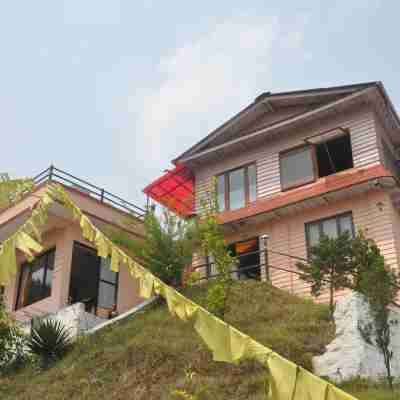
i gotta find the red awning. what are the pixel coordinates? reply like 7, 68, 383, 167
143, 164, 195, 218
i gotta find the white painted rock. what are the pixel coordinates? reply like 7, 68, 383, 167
313, 292, 400, 382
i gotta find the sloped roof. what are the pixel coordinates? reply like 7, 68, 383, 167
142, 164, 195, 218
174, 82, 379, 163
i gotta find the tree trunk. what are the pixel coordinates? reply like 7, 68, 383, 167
329, 268, 334, 320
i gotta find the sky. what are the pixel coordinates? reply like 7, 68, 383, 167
1, 1, 400, 208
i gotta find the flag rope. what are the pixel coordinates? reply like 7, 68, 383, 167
0, 183, 358, 400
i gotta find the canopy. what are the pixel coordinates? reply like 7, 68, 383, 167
143, 164, 195, 218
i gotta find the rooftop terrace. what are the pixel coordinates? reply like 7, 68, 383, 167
33, 165, 146, 219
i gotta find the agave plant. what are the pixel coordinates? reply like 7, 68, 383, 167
28, 318, 72, 367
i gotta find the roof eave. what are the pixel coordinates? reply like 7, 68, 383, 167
178, 85, 390, 166
173, 81, 380, 163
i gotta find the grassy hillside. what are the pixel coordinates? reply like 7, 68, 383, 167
0, 281, 397, 399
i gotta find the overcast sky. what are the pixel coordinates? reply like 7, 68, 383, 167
2, 1, 399, 208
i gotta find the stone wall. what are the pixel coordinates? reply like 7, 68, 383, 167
313, 292, 400, 382
19, 303, 105, 338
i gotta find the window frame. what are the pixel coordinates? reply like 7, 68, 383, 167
15, 247, 56, 310
216, 163, 257, 211
71, 241, 119, 312
98, 257, 119, 310
279, 144, 319, 191
305, 212, 355, 254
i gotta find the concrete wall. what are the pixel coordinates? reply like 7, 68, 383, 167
4, 217, 144, 322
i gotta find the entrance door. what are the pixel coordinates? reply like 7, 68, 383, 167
69, 242, 100, 314
69, 242, 119, 317
228, 238, 260, 280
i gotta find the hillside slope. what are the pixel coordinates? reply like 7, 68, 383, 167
0, 281, 396, 399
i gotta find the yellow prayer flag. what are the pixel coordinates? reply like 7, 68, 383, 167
267, 352, 298, 400
0, 242, 17, 285
246, 338, 272, 365
139, 271, 154, 299
163, 286, 198, 321
229, 327, 252, 363
294, 367, 328, 400
111, 248, 120, 272
194, 308, 232, 362
15, 232, 43, 258
95, 231, 109, 258
80, 215, 96, 242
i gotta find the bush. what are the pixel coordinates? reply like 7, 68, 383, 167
0, 295, 28, 373
27, 318, 72, 368
110, 209, 198, 286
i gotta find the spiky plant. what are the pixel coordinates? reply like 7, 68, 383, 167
28, 319, 72, 367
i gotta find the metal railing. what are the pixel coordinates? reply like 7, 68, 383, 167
32, 165, 147, 219
191, 247, 311, 283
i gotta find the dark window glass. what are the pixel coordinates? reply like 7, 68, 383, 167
280, 147, 315, 190
16, 249, 55, 309
306, 213, 354, 253
316, 134, 353, 178
228, 238, 260, 280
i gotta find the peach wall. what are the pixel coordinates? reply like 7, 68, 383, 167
5, 223, 69, 321
194, 189, 399, 303
4, 217, 144, 322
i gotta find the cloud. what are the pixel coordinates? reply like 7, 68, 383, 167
118, 14, 309, 188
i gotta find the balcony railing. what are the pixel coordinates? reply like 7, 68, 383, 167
32, 165, 146, 219
191, 248, 311, 283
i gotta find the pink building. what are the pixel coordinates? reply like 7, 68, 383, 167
144, 82, 400, 302
1, 167, 146, 322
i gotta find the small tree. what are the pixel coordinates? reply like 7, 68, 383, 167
196, 180, 238, 319
110, 208, 198, 286
296, 232, 353, 319
351, 233, 399, 390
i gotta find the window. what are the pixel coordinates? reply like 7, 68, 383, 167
280, 132, 353, 191
69, 242, 119, 316
305, 212, 354, 250
98, 257, 118, 309
228, 237, 261, 280
316, 134, 353, 178
280, 146, 316, 190
216, 164, 257, 211
16, 248, 55, 309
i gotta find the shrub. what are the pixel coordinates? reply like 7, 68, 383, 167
27, 318, 72, 368
110, 208, 198, 286
0, 295, 28, 373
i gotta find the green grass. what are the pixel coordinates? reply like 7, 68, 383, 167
0, 281, 397, 399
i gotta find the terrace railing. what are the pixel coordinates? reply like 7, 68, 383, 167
191, 247, 310, 283
32, 165, 146, 219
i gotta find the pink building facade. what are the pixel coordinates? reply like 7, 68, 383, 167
145, 82, 400, 302
1, 169, 146, 322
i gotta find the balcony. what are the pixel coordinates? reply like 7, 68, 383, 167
33, 166, 146, 219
